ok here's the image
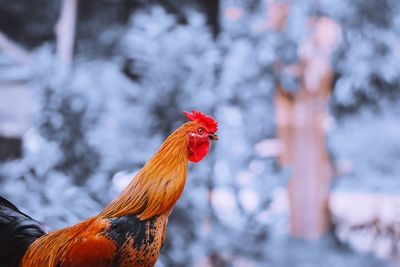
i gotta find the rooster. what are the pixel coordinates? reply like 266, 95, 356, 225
0, 110, 218, 267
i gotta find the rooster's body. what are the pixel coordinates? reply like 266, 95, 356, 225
22, 214, 169, 266
0, 110, 218, 267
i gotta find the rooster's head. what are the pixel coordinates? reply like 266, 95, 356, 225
183, 109, 218, 163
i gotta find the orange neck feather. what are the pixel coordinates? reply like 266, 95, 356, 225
100, 122, 196, 220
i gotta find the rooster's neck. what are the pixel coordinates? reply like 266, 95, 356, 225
100, 124, 192, 220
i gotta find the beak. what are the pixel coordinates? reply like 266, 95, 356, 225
209, 133, 218, 141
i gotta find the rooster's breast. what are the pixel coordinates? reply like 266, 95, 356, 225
104, 213, 168, 267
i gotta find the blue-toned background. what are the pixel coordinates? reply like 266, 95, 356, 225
0, 0, 399, 266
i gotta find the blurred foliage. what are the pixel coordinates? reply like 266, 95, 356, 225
327, 0, 400, 115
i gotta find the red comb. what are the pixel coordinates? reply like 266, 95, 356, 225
183, 109, 218, 133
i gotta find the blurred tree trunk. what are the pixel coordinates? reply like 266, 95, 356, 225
56, 0, 78, 63
276, 78, 332, 238
266, 0, 341, 239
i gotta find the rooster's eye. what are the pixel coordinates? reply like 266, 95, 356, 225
197, 128, 204, 135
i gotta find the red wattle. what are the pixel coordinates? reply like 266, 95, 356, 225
188, 140, 210, 163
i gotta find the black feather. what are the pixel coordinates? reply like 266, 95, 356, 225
0, 196, 46, 267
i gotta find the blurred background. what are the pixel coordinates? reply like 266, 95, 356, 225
0, 0, 399, 266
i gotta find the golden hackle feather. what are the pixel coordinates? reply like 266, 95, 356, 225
100, 121, 199, 219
